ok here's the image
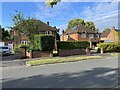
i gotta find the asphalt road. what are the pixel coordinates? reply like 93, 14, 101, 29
1, 56, 119, 88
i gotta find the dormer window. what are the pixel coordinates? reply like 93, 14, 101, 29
81, 30, 87, 38
95, 34, 99, 38
90, 34, 94, 38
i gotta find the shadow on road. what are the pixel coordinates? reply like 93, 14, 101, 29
2, 67, 119, 88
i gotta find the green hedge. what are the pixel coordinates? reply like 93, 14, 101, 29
13, 44, 29, 53
57, 41, 89, 50
97, 42, 120, 52
33, 35, 55, 51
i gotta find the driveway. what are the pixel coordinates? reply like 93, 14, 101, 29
1, 56, 119, 88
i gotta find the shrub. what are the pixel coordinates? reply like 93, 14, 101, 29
13, 46, 19, 53
13, 44, 29, 53
34, 35, 55, 51
57, 41, 89, 50
97, 42, 120, 52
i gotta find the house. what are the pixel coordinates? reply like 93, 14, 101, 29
13, 20, 57, 47
100, 27, 120, 42
60, 25, 101, 48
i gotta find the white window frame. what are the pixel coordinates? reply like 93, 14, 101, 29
45, 31, 52, 35
21, 40, 28, 45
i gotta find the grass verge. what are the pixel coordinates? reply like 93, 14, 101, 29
110, 53, 120, 56
26, 56, 103, 66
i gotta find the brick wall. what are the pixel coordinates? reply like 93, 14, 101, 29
60, 33, 100, 42
26, 50, 53, 58
59, 49, 86, 57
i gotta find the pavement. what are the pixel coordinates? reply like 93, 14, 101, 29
1, 56, 119, 88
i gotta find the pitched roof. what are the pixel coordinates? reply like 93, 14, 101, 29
37, 20, 56, 31
65, 25, 98, 34
101, 31, 110, 37
13, 19, 56, 32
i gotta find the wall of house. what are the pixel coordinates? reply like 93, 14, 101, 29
14, 30, 56, 47
106, 27, 119, 42
78, 33, 89, 41
60, 33, 100, 42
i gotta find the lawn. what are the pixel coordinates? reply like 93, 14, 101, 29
26, 55, 103, 66
110, 53, 120, 56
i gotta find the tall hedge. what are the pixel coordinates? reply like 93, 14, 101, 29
34, 35, 55, 51
97, 42, 120, 52
57, 41, 89, 50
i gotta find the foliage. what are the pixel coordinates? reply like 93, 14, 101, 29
33, 35, 55, 51
1, 28, 12, 40
45, 0, 61, 7
97, 42, 120, 52
104, 28, 111, 32
13, 46, 19, 53
57, 41, 89, 50
115, 31, 120, 42
13, 44, 29, 53
26, 56, 102, 66
12, 11, 40, 45
67, 18, 98, 31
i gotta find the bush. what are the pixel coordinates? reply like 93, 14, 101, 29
57, 41, 89, 50
13, 46, 19, 53
34, 35, 55, 51
97, 42, 120, 52
13, 44, 29, 53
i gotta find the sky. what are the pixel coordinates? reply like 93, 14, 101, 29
1, 1, 119, 34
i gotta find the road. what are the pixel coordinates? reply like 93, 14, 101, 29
1, 56, 119, 88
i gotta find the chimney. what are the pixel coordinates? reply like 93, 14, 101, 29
62, 30, 65, 34
47, 22, 49, 26
112, 26, 115, 30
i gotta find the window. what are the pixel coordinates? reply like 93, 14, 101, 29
21, 40, 28, 45
90, 34, 94, 38
81, 33, 86, 38
45, 31, 52, 35
36, 31, 40, 34
66, 35, 70, 39
96, 34, 99, 38
8, 42, 13, 44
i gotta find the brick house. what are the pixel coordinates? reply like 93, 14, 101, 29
13, 20, 57, 47
100, 27, 120, 42
60, 25, 101, 47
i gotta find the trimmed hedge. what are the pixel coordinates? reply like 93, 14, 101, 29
57, 41, 89, 50
97, 42, 120, 52
33, 35, 55, 51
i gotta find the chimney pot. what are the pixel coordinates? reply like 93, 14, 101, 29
47, 22, 49, 26
112, 27, 115, 30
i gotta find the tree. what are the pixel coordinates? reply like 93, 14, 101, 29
12, 11, 40, 45
85, 21, 95, 30
45, 0, 61, 8
1, 28, 11, 41
66, 18, 97, 31
104, 28, 111, 32
67, 18, 85, 30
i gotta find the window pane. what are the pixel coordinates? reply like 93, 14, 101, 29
82, 33, 86, 38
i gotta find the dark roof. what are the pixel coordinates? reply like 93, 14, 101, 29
101, 31, 110, 37
65, 25, 98, 34
13, 19, 56, 32
37, 20, 56, 31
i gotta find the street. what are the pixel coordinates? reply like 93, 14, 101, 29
1, 56, 119, 88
